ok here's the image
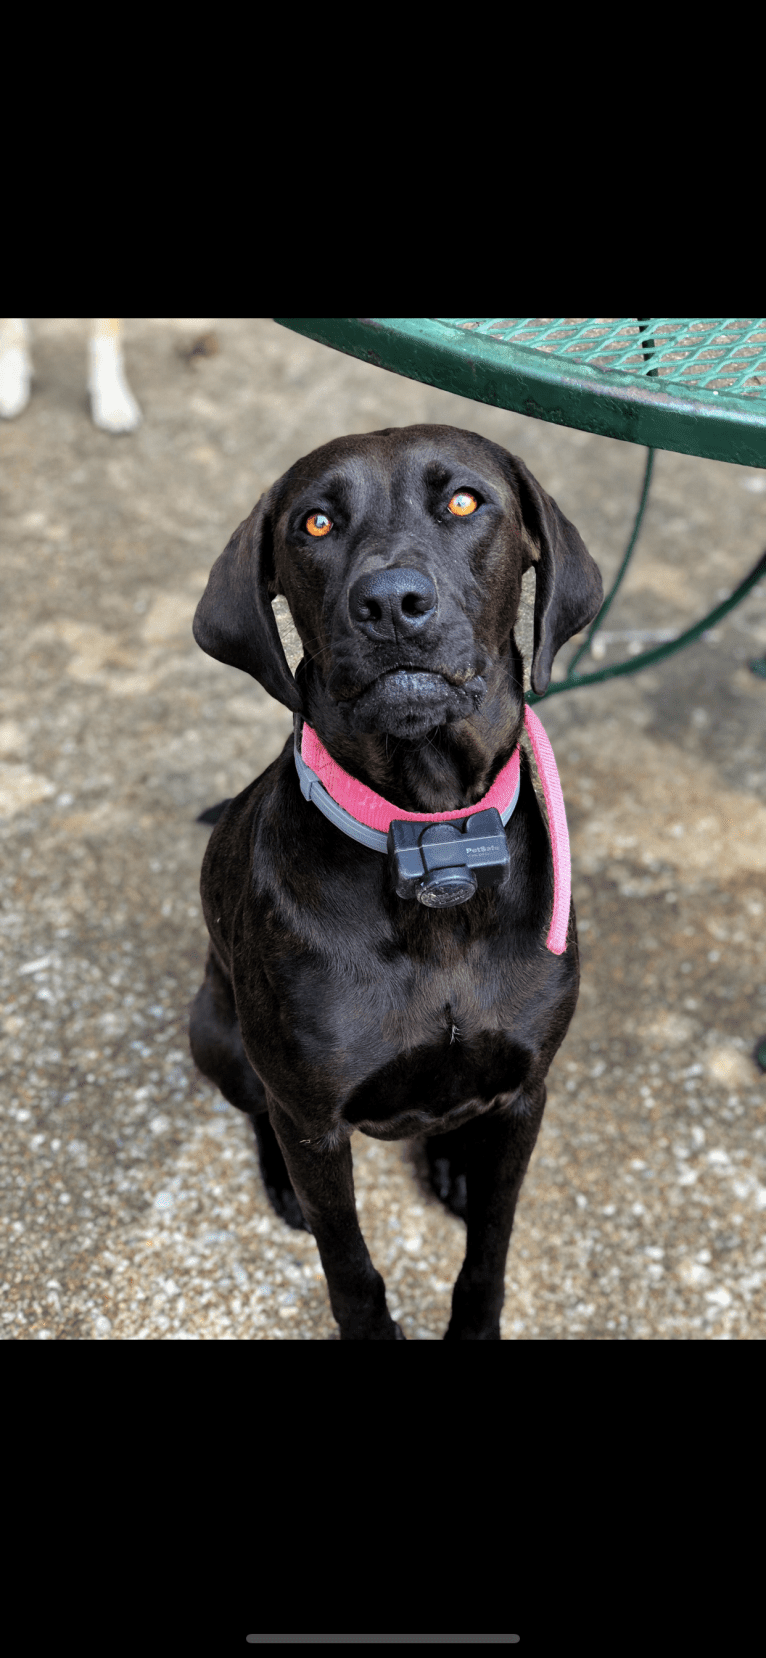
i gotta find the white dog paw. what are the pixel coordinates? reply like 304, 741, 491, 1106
88, 340, 142, 432
0, 346, 32, 418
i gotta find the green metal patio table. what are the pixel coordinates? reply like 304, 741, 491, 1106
272, 318, 766, 699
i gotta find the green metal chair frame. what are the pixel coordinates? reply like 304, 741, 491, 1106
273, 319, 766, 700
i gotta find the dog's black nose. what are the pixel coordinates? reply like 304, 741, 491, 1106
348, 567, 437, 641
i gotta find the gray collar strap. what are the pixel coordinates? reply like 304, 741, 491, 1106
291, 708, 571, 945
292, 713, 520, 854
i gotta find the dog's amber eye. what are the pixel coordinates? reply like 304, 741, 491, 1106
306, 511, 333, 538
448, 490, 478, 517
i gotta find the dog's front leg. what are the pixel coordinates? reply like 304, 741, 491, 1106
266, 1093, 405, 1341
443, 1088, 547, 1341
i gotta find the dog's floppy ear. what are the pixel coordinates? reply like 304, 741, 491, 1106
508, 456, 603, 696
192, 493, 303, 713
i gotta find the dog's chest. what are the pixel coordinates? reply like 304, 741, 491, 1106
279, 941, 538, 1135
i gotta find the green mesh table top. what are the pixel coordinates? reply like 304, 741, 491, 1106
273, 319, 766, 468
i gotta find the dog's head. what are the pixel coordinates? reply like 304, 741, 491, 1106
193, 425, 603, 740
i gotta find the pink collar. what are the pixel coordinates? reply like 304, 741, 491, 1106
294, 704, 570, 954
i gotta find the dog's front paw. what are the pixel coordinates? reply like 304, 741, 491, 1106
339, 1317, 406, 1340
443, 1321, 501, 1340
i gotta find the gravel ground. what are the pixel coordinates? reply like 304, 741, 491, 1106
2, 316, 766, 1341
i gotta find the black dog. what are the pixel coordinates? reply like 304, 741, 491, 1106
189, 424, 603, 1339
